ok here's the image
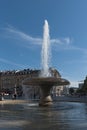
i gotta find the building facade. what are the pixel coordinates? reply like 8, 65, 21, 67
0, 68, 69, 97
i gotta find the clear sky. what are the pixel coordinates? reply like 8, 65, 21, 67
0, 0, 87, 87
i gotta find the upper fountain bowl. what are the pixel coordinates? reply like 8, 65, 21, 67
23, 77, 70, 86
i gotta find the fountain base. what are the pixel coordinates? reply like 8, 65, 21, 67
39, 86, 53, 106
39, 99, 52, 106
23, 77, 70, 107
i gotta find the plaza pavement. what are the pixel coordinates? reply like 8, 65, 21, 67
0, 96, 87, 105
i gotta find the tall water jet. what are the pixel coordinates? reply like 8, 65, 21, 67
23, 20, 70, 106
41, 20, 51, 77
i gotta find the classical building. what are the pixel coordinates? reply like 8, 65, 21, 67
0, 69, 40, 96
52, 85, 69, 97
0, 68, 69, 97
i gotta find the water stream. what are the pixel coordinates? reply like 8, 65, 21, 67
41, 20, 51, 77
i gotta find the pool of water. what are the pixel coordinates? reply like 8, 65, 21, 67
0, 101, 87, 130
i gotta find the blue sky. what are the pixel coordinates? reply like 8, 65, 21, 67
0, 0, 87, 87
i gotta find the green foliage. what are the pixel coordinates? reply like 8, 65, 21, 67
76, 76, 87, 95
69, 87, 74, 95
82, 76, 87, 93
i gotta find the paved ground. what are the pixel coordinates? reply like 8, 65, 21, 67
0, 96, 87, 105
0, 99, 30, 104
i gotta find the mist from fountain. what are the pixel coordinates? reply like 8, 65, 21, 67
40, 20, 51, 77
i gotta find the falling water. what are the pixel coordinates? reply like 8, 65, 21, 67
41, 20, 51, 77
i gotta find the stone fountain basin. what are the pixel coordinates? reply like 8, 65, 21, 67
23, 77, 70, 86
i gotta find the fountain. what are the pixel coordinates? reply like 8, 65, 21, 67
23, 20, 70, 106
40, 20, 51, 77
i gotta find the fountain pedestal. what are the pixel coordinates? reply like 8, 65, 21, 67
23, 77, 70, 107
39, 86, 52, 106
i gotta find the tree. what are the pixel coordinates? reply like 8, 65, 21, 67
81, 76, 87, 94
69, 87, 74, 95
76, 76, 87, 96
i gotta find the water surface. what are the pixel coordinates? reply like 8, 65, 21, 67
0, 101, 87, 130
